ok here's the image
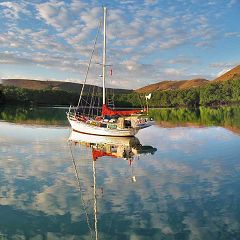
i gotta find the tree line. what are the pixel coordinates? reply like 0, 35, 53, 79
0, 78, 240, 107
115, 78, 240, 108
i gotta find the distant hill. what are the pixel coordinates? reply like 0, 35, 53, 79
136, 79, 209, 93
2, 64, 240, 95
1, 79, 132, 95
213, 65, 240, 82
136, 64, 240, 93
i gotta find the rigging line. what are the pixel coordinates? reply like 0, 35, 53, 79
108, 68, 115, 108
91, 96, 96, 117
81, 92, 94, 115
88, 84, 97, 116
76, 20, 102, 111
81, 98, 92, 106
83, 86, 92, 115
68, 142, 94, 240
96, 86, 101, 116
91, 96, 97, 117
137, 94, 144, 109
111, 89, 115, 109
91, 85, 101, 117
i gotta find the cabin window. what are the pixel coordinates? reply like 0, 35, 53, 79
124, 120, 131, 128
101, 123, 107, 128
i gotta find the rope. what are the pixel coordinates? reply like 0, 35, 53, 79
83, 86, 92, 115
96, 86, 101, 116
68, 142, 94, 240
88, 85, 97, 116
76, 20, 102, 111
137, 94, 144, 109
106, 69, 115, 109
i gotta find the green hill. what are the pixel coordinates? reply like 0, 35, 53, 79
136, 78, 209, 93
213, 65, 240, 82
136, 64, 240, 94
1, 64, 240, 108
1, 79, 132, 95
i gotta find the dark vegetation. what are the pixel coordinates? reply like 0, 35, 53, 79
0, 86, 79, 106
0, 78, 240, 108
117, 78, 240, 108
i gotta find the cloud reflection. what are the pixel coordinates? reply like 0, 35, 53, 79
0, 122, 240, 239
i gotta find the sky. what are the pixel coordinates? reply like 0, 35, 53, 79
0, 0, 239, 89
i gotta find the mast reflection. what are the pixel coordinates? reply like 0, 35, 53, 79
68, 130, 157, 240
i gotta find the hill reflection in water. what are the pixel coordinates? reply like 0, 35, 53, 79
0, 106, 68, 126
1, 105, 240, 135
150, 106, 240, 135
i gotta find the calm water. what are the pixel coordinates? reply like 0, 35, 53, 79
0, 106, 240, 239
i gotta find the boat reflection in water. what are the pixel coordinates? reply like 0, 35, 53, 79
68, 130, 157, 239
69, 130, 157, 162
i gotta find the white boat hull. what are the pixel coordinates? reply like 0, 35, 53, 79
67, 117, 139, 137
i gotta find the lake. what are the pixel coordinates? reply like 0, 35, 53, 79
0, 106, 240, 240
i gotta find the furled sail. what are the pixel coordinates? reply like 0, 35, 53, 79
102, 104, 141, 116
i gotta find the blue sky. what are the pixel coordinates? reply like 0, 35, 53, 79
0, 0, 239, 89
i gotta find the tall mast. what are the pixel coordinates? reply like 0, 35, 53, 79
102, 7, 107, 105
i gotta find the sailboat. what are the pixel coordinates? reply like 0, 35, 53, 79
67, 7, 154, 137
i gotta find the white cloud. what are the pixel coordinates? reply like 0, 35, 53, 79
216, 68, 231, 77
144, 0, 159, 5
228, 0, 237, 7
36, 1, 70, 31
210, 62, 235, 69
0, 0, 237, 88
225, 32, 240, 38
0, 1, 31, 19
167, 57, 199, 65
195, 41, 213, 48
69, 0, 87, 12
163, 68, 182, 77
160, 37, 187, 49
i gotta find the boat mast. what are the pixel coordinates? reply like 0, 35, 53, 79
102, 7, 107, 105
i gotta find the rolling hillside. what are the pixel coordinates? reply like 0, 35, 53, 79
1, 64, 239, 107
1, 64, 239, 95
136, 79, 209, 93
136, 64, 240, 93
213, 65, 240, 82
1, 79, 132, 95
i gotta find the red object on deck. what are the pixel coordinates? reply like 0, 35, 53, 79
92, 149, 117, 161
102, 104, 141, 116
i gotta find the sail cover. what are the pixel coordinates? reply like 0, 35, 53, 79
102, 104, 141, 116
